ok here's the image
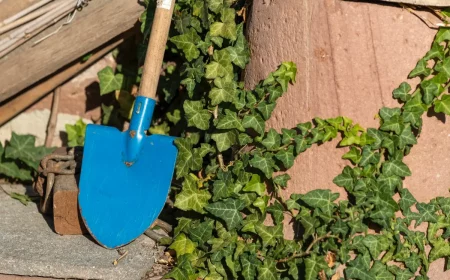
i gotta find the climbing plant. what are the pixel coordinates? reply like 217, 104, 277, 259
97, 1, 450, 279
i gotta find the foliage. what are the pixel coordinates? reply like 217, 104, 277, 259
65, 119, 87, 147
0, 133, 54, 182
99, 1, 450, 279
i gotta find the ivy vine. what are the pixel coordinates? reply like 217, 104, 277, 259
94, 1, 450, 279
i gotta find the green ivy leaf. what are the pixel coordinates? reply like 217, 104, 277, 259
210, 20, 237, 40
393, 82, 411, 102
305, 254, 328, 280
408, 58, 431, 78
169, 233, 196, 256
5, 132, 54, 170
249, 153, 275, 178
170, 28, 201, 62
217, 109, 244, 131
359, 146, 380, 167
294, 135, 311, 154
257, 102, 276, 121
398, 124, 417, 149
382, 160, 411, 177
258, 259, 278, 280
97, 66, 124, 95
267, 201, 284, 224
209, 78, 236, 105
363, 234, 390, 259
424, 42, 445, 61
240, 253, 259, 280
273, 174, 290, 187
243, 174, 265, 196
273, 61, 297, 92
174, 176, 211, 213
275, 146, 295, 169
261, 129, 281, 150
183, 100, 211, 130
342, 147, 361, 164
205, 49, 233, 80
434, 94, 450, 115
211, 130, 238, 152
380, 115, 403, 135
205, 198, 246, 230
420, 80, 440, 105
302, 189, 339, 216
242, 114, 265, 135
255, 224, 283, 247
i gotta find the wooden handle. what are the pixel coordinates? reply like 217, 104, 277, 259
139, 0, 175, 99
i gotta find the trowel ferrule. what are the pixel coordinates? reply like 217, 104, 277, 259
124, 96, 155, 165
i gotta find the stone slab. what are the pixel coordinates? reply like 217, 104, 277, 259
0, 185, 158, 280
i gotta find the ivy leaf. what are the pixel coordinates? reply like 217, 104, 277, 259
163, 255, 192, 280
424, 42, 445, 61
421, 80, 440, 105
217, 109, 244, 131
363, 235, 389, 259
294, 135, 311, 154
212, 180, 233, 201
415, 202, 438, 226
255, 224, 283, 247
169, 233, 196, 256
397, 124, 417, 150
205, 49, 233, 80
243, 174, 265, 196
333, 173, 354, 191
205, 198, 246, 230
302, 189, 339, 216
273, 61, 297, 92
382, 160, 411, 177
183, 100, 211, 130
97, 66, 124, 95
404, 253, 421, 273
305, 254, 328, 280
342, 147, 361, 164
393, 82, 411, 102
267, 201, 284, 224
435, 56, 450, 78
434, 94, 450, 115
240, 254, 259, 280
209, 78, 236, 105
257, 102, 276, 120
275, 146, 295, 169
299, 214, 318, 239
249, 153, 275, 178
273, 174, 290, 188
281, 129, 296, 145
379, 107, 401, 121
408, 58, 431, 78
210, 19, 237, 40
242, 114, 265, 135
170, 28, 201, 62
261, 129, 281, 150
331, 219, 349, 237
174, 176, 211, 213
258, 259, 278, 280
380, 115, 403, 134
211, 130, 238, 152
5, 132, 54, 170
429, 238, 450, 262
377, 174, 402, 195
359, 146, 380, 167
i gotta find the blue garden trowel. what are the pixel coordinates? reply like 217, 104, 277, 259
78, 0, 178, 249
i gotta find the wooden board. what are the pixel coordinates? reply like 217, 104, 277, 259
0, 0, 145, 103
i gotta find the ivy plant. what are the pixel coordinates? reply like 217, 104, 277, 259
96, 1, 450, 279
0, 133, 54, 182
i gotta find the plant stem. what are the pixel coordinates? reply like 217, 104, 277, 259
277, 232, 340, 263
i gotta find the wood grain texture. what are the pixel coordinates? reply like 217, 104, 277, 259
139, 0, 175, 99
0, 0, 145, 103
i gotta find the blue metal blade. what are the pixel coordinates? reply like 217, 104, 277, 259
78, 97, 178, 249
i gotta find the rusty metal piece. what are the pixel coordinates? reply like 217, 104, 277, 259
34, 146, 83, 214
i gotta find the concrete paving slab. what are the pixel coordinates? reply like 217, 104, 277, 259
0, 184, 159, 280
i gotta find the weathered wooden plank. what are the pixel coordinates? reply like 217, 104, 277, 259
0, 0, 145, 103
